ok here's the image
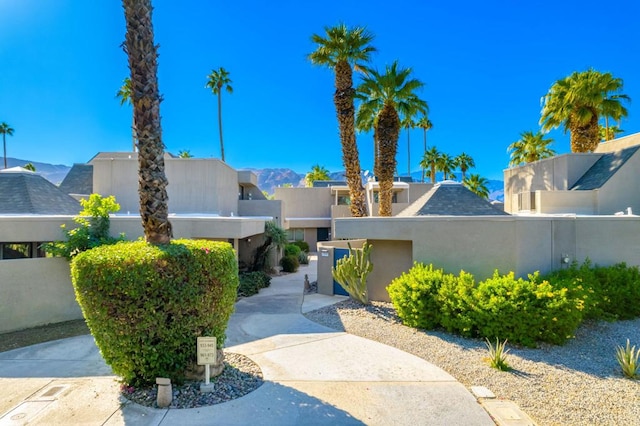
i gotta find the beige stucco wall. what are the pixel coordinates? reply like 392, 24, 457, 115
504, 154, 600, 213
238, 200, 284, 226
0, 258, 81, 333
92, 157, 239, 216
275, 187, 332, 218
0, 216, 76, 242
596, 152, 640, 215
595, 132, 640, 153
536, 190, 598, 215
367, 240, 412, 302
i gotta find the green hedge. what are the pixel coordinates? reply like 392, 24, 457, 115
280, 255, 299, 272
291, 241, 310, 253
284, 244, 302, 257
387, 260, 640, 347
238, 271, 271, 297
71, 239, 238, 386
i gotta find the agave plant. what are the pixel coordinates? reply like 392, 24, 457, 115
615, 339, 639, 379
485, 338, 511, 371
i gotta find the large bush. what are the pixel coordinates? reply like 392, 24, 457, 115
284, 243, 302, 257
471, 271, 583, 347
238, 271, 271, 297
291, 240, 310, 253
387, 263, 454, 329
71, 239, 238, 386
437, 270, 476, 336
280, 255, 299, 272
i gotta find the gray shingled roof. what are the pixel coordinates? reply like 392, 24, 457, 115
58, 164, 93, 195
0, 171, 80, 214
571, 146, 640, 190
398, 181, 509, 216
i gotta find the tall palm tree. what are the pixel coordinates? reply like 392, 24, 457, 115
463, 174, 490, 199
508, 130, 556, 167
122, 0, 171, 244
454, 152, 475, 181
309, 24, 376, 218
305, 164, 331, 187
419, 146, 440, 183
540, 69, 629, 153
416, 115, 432, 182
401, 115, 416, 176
0, 122, 14, 169
436, 152, 455, 180
205, 67, 233, 162
116, 77, 137, 151
177, 150, 193, 158
357, 61, 427, 216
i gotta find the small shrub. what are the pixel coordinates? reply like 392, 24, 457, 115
593, 263, 640, 320
280, 255, 299, 272
332, 242, 373, 305
284, 244, 302, 257
298, 251, 309, 265
615, 339, 639, 379
471, 271, 584, 347
238, 271, 272, 297
71, 239, 238, 386
292, 240, 310, 253
485, 338, 510, 371
387, 263, 452, 329
43, 194, 124, 259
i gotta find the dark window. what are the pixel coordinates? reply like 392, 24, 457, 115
2, 243, 32, 260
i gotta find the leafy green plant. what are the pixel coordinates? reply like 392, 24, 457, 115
333, 242, 373, 305
387, 262, 452, 328
472, 271, 583, 347
437, 270, 476, 336
291, 240, 310, 253
280, 255, 299, 273
251, 221, 288, 272
616, 339, 639, 379
485, 338, 511, 371
70, 239, 238, 386
43, 194, 124, 259
238, 271, 271, 297
297, 251, 309, 265
284, 243, 302, 257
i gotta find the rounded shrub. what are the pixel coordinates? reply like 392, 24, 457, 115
298, 251, 309, 265
292, 241, 310, 253
280, 255, 299, 272
471, 271, 584, 347
387, 263, 452, 329
284, 244, 302, 257
437, 270, 476, 336
70, 239, 238, 386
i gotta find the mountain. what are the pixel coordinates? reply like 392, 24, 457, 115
3, 157, 71, 185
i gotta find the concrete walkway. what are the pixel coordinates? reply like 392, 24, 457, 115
0, 258, 495, 425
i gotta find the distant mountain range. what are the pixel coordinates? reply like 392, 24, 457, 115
5, 158, 504, 202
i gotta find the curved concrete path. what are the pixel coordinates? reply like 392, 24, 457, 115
0, 258, 494, 425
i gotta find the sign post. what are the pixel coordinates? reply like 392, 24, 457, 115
197, 336, 217, 393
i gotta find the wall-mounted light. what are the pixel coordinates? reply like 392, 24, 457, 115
247, 238, 251, 243
561, 254, 570, 264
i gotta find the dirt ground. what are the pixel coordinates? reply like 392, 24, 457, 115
0, 320, 90, 353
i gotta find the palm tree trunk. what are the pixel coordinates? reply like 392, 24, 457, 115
421, 129, 426, 183
131, 115, 137, 152
123, 0, 172, 245
376, 103, 400, 217
217, 91, 225, 162
2, 134, 6, 169
407, 128, 410, 176
334, 60, 366, 217
570, 111, 599, 153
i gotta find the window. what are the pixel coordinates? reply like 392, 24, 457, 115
337, 195, 351, 206
372, 192, 398, 203
1, 243, 31, 260
287, 228, 304, 241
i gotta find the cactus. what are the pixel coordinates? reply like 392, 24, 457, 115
332, 242, 373, 305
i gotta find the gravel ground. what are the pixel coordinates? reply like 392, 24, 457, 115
121, 352, 263, 409
303, 300, 640, 426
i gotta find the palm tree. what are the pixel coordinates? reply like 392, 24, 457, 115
177, 150, 193, 158
357, 61, 427, 216
0, 122, 14, 169
436, 152, 455, 180
540, 69, 630, 153
23, 162, 36, 172
416, 116, 432, 182
508, 130, 555, 167
122, 0, 171, 244
454, 152, 475, 181
419, 146, 440, 183
309, 24, 376, 218
401, 115, 416, 176
305, 164, 331, 187
116, 77, 137, 151
205, 67, 233, 162
599, 124, 624, 141
463, 174, 490, 199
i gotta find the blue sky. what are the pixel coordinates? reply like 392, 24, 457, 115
1, 1, 638, 180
